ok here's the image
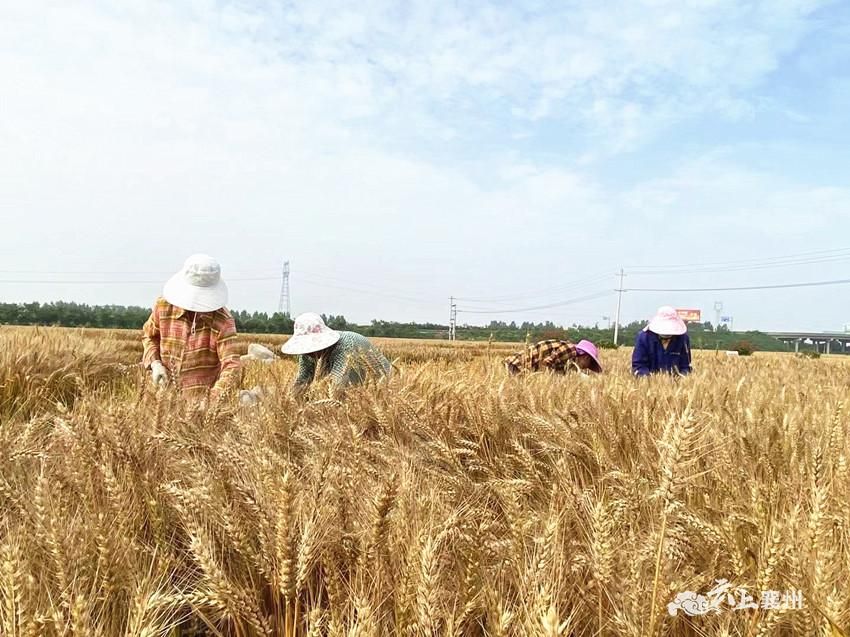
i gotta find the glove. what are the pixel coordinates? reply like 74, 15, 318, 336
150, 360, 169, 387
238, 386, 264, 406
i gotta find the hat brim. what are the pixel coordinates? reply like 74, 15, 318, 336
163, 271, 228, 312
281, 331, 340, 355
646, 317, 687, 336
575, 346, 602, 372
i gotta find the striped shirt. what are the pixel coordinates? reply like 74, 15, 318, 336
142, 297, 241, 399
294, 331, 391, 393
504, 339, 580, 374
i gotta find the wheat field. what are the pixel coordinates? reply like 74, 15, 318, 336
0, 326, 848, 636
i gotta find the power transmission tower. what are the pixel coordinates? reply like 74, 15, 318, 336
278, 261, 291, 316
714, 301, 723, 332
449, 296, 458, 341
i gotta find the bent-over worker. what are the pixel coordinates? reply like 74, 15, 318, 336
504, 339, 603, 375
281, 312, 391, 398
632, 306, 692, 377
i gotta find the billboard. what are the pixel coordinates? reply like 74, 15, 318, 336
676, 308, 702, 323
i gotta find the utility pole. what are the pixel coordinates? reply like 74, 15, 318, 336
613, 268, 625, 345
449, 296, 458, 341
278, 260, 291, 316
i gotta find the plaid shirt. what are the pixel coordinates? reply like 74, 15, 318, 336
294, 331, 391, 393
142, 297, 241, 399
504, 340, 580, 374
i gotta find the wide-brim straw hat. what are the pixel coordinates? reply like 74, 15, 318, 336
645, 305, 687, 336
163, 254, 228, 312
575, 339, 603, 372
281, 312, 341, 355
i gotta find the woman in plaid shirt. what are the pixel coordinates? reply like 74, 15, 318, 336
504, 338, 602, 375
142, 254, 242, 403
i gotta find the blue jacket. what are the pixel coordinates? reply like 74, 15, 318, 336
632, 330, 692, 376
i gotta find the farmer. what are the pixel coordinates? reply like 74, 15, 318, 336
504, 339, 603, 375
142, 254, 242, 403
281, 312, 392, 398
632, 306, 692, 377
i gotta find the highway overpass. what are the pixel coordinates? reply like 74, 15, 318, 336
767, 331, 850, 354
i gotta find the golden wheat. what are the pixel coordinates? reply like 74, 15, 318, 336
0, 326, 848, 635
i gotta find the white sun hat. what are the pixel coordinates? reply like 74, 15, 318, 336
645, 305, 688, 336
281, 312, 341, 355
162, 254, 229, 312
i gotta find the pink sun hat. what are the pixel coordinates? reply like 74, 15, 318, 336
575, 339, 602, 372
645, 305, 688, 336
281, 312, 341, 355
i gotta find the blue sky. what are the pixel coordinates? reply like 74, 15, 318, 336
1, 0, 850, 330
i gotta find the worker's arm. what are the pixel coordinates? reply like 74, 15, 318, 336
540, 352, 561, 368
678, 334, 692, 375
327, 349, 354, 393
631, 333, 651, 377
141, 302, 162, 367
504, 354, 521, 374
509, 342, 542, 371
211, 314, 242, 400
293, 354, 316, 398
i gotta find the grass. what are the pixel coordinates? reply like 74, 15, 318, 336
0, 325, 848, 635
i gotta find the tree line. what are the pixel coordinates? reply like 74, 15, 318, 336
0, 300, 795, 352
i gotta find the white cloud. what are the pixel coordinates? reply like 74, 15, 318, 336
0, 0, 829, 163
0, 0, 847, 330
623, 155, 850, 233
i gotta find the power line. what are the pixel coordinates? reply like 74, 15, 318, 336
627, 246, 850, 268
0, 269, 280, 276
0, 268, 439, 307
293, 269, 435, 300
450, 246, 850, 310
4, 245, 849, 280
626, 246, 850, 274
628, 253, 850, 276
297, 277, 438, 307
626, 277, 850, 292
456, 290, 614, 315
0, 270, 174, 275
454, 272, 611, 304
6, 246, 850, 324
0, 276, 281, 284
